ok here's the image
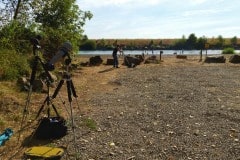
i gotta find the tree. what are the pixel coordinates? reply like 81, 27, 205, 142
230, 36, 237, 48
173, 35, 186, 50
97, 39, 106, 50
0, 0, 34, 26
79, 40, 96, 50
215, 35, 225, 49
0, 0, 92, 53
34, 0, 92, 53
196, 36, 207, 50
186, 33, 197, 50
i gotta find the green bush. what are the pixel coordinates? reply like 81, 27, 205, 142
222, 47, 235, 54
0, 49, 30, 80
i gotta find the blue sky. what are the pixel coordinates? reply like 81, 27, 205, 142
77, 0, 240, 39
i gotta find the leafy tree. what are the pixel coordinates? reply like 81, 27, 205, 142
173, 35, 186, 50
79, 40, 96, 50
98, 39, 105, 49
34, 0, 92, 53
196, 36, 207, 50
186, 33, 197, 50
230, 36, 237, 48
215, 35, 225, 49
0, 21, 35, 53
0, 0, 92, 53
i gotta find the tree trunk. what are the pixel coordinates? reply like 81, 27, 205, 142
13, 0, 22, 20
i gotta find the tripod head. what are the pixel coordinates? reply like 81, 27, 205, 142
29, 35, 54, 83
30, 35, 42, 55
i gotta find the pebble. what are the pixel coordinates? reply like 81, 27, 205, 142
234, 139, 239, 142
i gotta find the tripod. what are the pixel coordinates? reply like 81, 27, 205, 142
50, 58, 78, 149
18, 41, 54, 141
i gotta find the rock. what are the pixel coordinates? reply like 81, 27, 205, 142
135, 54, 145, 62
124, 55, 142, 67
89, 55, 103, 66
204, 56, 226, 63
229, 54, 240, 63
194, 130, 200, 136
80, 61, 89, 66
144, 55, 159, 64
176, 55, 187, 59
17, 77, 29, 91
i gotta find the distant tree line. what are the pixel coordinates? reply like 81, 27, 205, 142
79, 33, 239, 51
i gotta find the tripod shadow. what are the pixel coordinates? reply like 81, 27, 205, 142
21, 134, 53, 147
98, 67, 115, 73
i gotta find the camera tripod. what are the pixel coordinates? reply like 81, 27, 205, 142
18, 41, 54, 137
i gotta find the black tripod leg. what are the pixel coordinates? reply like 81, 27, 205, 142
69, 79, 81, 111
18, 57, 39, 142
30, 57, 39, 85
35, 96, 48, 119
70, 80, 78, 98
52, 80, 64, 99
51, 104, 60, 117
67, 80, 72, 102
38, 57, 53, 82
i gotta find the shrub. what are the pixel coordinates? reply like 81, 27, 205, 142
0, 49, 30, 80
222, 47, 235, 54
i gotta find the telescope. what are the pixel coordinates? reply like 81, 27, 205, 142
45, 42, 72, 71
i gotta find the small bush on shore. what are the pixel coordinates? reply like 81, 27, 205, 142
222, 47, 235, 54
0, 49, 30, 80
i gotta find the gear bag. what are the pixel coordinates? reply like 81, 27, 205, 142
34, 117, 67, 140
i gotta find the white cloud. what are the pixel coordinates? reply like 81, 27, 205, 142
78, 0, 240, 39
78, 0, 166, 9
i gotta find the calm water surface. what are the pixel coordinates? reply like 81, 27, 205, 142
78, 50, 240, 55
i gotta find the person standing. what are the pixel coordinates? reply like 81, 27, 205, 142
112, 45, 120, 68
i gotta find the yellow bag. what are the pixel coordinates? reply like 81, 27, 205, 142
24, 146, 64, 159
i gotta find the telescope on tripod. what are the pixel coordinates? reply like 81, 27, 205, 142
19, 36, 79, 145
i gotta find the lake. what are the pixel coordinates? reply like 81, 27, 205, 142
78, 50, 240, 56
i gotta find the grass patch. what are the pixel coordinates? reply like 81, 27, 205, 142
81, 117, 97, 130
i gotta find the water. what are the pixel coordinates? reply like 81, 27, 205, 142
78, 50, 240, 56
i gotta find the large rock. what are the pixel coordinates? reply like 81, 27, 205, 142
17, 77, 29, 91
135, 54, 145, 62
89, 55, 103, 66
229, 54, 240, 63
204, 56, 226, 63
144, 55, 158, 64
124, 55, 142, 67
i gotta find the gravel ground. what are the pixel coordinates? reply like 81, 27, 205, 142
2, 56, 240, 160
58, 58, 240, 160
